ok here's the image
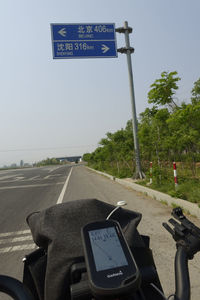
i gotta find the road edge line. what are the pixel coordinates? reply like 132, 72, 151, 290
56, 167, 73, 204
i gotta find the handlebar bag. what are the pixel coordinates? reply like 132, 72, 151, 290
24, 198, 163, 300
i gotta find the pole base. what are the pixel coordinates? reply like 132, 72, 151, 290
132, 171, 146, 180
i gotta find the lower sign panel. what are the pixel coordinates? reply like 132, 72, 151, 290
52, 40, 117, 59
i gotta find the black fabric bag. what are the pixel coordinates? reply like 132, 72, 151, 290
23, 199, 164, 300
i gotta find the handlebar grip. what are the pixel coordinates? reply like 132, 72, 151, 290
0, 275, 34, 300
70, 280, 91, 300
175, 247, 190, 300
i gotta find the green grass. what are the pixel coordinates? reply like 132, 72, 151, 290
171, 202, 182, 209
138, 176, 200, 205
171, 203, 193, 216
160, 200, 168, 206
89, 162, 200, 205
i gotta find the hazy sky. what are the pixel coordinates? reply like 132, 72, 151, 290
0, 0, 200, 166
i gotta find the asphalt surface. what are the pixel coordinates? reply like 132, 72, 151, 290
0, 165, 71, 285
0, 164, 200, 299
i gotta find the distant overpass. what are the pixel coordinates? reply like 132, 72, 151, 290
56, 156, 82, 163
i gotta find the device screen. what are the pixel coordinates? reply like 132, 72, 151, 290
88, 226, 128, 272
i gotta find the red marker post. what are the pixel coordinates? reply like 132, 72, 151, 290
173, 162, 178, 189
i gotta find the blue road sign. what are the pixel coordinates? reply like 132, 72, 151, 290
51, 23, 117, 59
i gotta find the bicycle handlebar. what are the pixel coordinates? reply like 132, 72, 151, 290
174, 247, 190, 300
0, 275, 33, 300
0, 207, 199, 300
163, 207, 200, 300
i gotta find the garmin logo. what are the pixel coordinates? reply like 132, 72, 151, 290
107, 270, 123, 278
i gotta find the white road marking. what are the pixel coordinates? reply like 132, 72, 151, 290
0, 244, 36, 253
0, 174, 22, 180
57, 167, 73, 204
0, 230, 31, 238
0, 235, 33, 244
0, 230, 36, 253
48, 166, 62, 173
44, 174, 62, 179
28, 175, 40, 180
0, 182, 64, 190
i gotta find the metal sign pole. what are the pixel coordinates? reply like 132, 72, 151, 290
116, 21, 145, 179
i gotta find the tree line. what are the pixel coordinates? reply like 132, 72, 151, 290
35, 157, 61, 167
83, 71, 200, 179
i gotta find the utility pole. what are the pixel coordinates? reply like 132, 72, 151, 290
116, 21, 145, 179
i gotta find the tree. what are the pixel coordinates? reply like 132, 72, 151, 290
83, 73, 200, 179
191, 78, 200, 105
139, 107, 170, 164
148, 71, 181, 110
36, 157, 60, 166
167, 102, 200, 175
82, 153, 92, 162
138, 108, 157, 161
99, 129, 134, 175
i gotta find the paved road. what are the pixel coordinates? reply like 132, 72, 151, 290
0, 165, 72, 283
0, 165, 200, 299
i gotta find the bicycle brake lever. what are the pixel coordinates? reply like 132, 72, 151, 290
172, 208, 200, 237
172, 207, 185, 220
163, 208, 200, 259
162, 222, 174, 237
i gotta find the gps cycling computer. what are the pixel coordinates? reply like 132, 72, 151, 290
81, 219, 141, 299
